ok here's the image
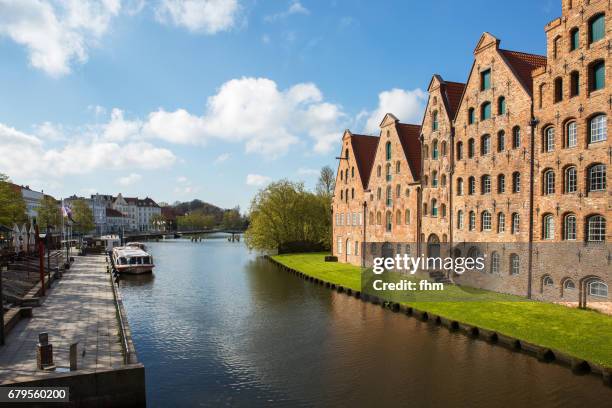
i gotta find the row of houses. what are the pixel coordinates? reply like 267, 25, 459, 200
332, 0, 610, 304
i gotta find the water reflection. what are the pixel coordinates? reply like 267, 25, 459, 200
119, 239, 611, 407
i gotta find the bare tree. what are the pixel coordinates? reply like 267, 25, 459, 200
316, 166, 335, 197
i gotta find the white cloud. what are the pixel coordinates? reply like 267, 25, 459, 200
177, 176, 188, 183
297, 167, 319, 176
265, 1, 309, 22
246, 174, 271, 187
362, 88, 427, 133
103, 108, 143, 142
118, 173, 142, 186
155, 0, 239, 33
0, 0, 121, 76
213, 153, 230, 164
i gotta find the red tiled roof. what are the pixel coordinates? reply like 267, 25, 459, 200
443, 81, 466, 119
350, 134, 379, 189
106, 208, 124, 217
396, 123, 422, 180
499, 49, 547, 95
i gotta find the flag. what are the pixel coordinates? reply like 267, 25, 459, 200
61, 200, 74, 222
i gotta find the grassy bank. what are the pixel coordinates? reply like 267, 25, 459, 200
272, 252, 612, 368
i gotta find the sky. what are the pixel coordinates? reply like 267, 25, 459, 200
0, 0, 559, 211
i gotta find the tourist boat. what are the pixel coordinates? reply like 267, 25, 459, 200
126, 241, 147, 251
112, 246, 154, 274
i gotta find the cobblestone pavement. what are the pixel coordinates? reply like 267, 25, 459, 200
0, 254, 124, 384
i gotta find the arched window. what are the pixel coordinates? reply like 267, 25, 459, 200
587, 215, 606, 242
376, 187, 381, 200
564, 214, 577, 240
544, 126, 555, 152
512, 172, 521, 193
346, 239, 352, 255
481, 175, 491, 194
405, 188, 410, 197
512, 213, 520, 234
509, 254, 520, 275
456, 141, 464, 160
553, 36, 561, 59
569, 27, 579, 51
543, 169, 555, 195
441, 203, 447, 217
396, 161, 401, 173
351, 188, 355, 199
497, 174, 505, 193
432, 140, 439, 159
345, 189, 349, 202
481, 102, 491, 120
431, 199, 438, 217
588, 13, 605, 44
340, 170, 343, 181
345, 169, 349, 182
570, 71, 579, 97
396, 184, 401, 198
491, 252, 500, 274
497, 131, 505, 152
386, 186, 392, 206
386, 212, 392, 232
468, 176, 476, 195
565, 166, 577, 193
377, 165, 381, 177
588, 164, 606, 192
340, 190, 343, 200
423, 175, 429, 186
376, 211, 382, 225
554, 77, 563, 102
564, 279, 576, 291
589, 281, 608, 298
566, 121, 577, 147
457, 210, 464, 229
385, 141, 392, 160
589, 114, 607, 143
386, 163, 392, 181
457, 178, 464, 196
498, 96, 506, 115
423, 144, 429, 159
432, 171, 438, 188
345, 148, 349, 159
468, 108, 475, 124
441, 141, 447, 156
468, 138, 475, 158
369, 212, 374, 225
481, 211, 492, 231
469, 211, 476, 231
432, 111, 439, 131
396, 210, 402, 225
405, 209, 411, 224
441, 174, 447, 187
589, 60, 605, 91
498, 212, 505, 233
543, 214, 555, 240
481, 134, 491, 155
543, 276, 554, 287
512, 126, 521, 148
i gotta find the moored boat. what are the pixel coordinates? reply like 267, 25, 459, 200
112, 246, 154, 274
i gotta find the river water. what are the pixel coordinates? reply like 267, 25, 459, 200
119, 238, 611, 407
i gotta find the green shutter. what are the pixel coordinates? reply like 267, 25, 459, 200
590, 15, 605, 43
594, 62, 605, 90
571, 29, 579, 50
482, 102, 491, 120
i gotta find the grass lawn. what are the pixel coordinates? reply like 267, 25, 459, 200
272, 252, 612, 368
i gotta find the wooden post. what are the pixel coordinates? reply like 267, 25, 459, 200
70, 342, 78, 371
36, 224, 45, 297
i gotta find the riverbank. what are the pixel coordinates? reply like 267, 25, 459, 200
271, 253, 612, 371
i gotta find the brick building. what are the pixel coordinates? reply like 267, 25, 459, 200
331, 0, 609, 306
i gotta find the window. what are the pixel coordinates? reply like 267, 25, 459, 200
498, 97, 506, 115
376, 187, 381, 200
570, 27, 579, 51
566, 121, 577, 147
564, 279, 576, 291
396, 184, 401, 198
497, 174, 506, 193
369, 212, 374, 225
553, 36, 561, 58
543, 276, 554, 287
510, 254, 519, 275
432, 111, 439, 131
396, 210, 402, 225
457, 178, 464, 196
468, 176, 476, 195
355, 241, 359, 256
386, 212, 392, 232
469, 211, 476, 231
543, 214, 555, 240
441, 141, 447, 156
589, 115, 607, 143
431, 199, 438, 217
544, 127, 555, 152
457, 141, 464, 160
512, 172, 521, 193
481, 175, 491, 194
588, 164, 606, 192
482, 211, 492, 231
589, 281, 608, 298
386, 186, 392, 206
554, 77, 563, 102
386, 141, 392, 160
570, 71, 579, 97
498, 212, 505, 233
423, 203, 428, 215
497, 131, 505, 152
468, 138, 475, 158
345, 148, 349, 159
512, 213, 520, 234
589, 14, 605, 44
337, 237, 342, 254
543, 170, 555, 195
481, 102, 491, 120
491, 252, 500, 274
590, 60, 605, 91
377, 165, 381, 177
587, 215, 606, 242
441, 204, 447, 217
457, 210, 464, 229
405, 209, 411, 224
468, 108, 475, 124
481, 134, 491, 155
432, 140, 439, 159
396, 161, 401, 174
565, 166, 577, 193
441, 174, 447, 187
351, 188, 355, 199
564, 214, 577, 240
481, 69, 491, 90
512, 126, 521, 148
346, 239, 351, 255
432, 171, 438, 188
376, 212, 381, 225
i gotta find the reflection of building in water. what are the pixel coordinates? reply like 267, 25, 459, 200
332, 0, 609, 305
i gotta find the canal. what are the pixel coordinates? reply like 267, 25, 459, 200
119, 238, 612, 407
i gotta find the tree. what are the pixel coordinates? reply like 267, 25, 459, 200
150, 214, 165, 231
36, 196, 61, 231
0, 173, 27, 226
316, 166, 335, 197
71, 200, 95, 235
245, 180, 330, 252
177, 211, 216, 230
222, 207, 243, 230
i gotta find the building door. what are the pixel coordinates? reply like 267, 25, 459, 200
427, 234, 440, 260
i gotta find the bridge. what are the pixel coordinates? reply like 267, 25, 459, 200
123, 229, 246, 241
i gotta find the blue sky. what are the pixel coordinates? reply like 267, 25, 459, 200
0, 0, 558, 211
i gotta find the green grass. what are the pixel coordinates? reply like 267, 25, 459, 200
272, 252, 612, 368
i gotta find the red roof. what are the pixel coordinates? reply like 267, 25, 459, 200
443, 81, 466, 119
161, 206, 177, 220
499, 49, 547, 95
106, 208, 124, 217
396, 123, 422, 180
350, 134, 379, 189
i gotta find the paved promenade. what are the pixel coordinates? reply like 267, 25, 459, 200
0, 254, 124, 384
